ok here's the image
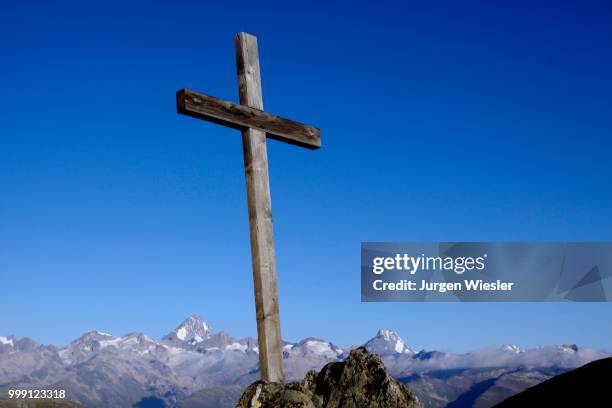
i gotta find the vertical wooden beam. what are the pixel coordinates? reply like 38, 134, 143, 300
235, 32, 285, 383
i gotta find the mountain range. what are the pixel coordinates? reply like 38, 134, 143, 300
0, 315, 609, 407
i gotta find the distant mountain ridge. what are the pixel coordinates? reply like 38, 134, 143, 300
0, 315, 609, 408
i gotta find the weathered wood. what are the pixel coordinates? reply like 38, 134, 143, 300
176, 32, 319, 384
177, 89, 321, 149
235, 32, 285, 383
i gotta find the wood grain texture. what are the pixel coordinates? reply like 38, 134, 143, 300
175, 32, 320, 384
235, 32, 285, 384
177, 89, 321, 149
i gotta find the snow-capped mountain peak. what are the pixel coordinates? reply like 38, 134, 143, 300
365, 329, 413, 355
66, 331, 162, 352
69, 331, 118, 350
284, 338, 343, 360
165, 314, 212, 345
501, 344, 524, 354
302, 338, 343, 356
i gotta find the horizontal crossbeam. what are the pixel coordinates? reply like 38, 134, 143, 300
176, 89, 321, 149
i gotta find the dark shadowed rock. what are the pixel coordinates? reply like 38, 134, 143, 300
236, 347, 422, 408
495, 357, 612, 407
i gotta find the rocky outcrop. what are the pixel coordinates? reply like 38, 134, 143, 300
236, 347, 422, 407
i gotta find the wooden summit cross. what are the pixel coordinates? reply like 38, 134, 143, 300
176, 32, 320, 383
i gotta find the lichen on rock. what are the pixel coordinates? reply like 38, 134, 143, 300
236, 347, 422, 408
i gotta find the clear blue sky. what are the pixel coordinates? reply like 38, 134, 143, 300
1, 0, 611, 352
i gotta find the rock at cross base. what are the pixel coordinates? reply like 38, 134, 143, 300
236, 347, 422, 408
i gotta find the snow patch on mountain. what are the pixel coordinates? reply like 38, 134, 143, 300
0, 336, 13, 347
501, 344, 524, 354
365, 329, 413, 355
226, 342, 247, 352
176, 327, 188, 341
305, 339, 341, 355
285, 338, 343, 361
559, 344, 579, 353
98, 337, 122, 348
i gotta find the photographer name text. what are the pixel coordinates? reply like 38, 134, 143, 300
371, 254, 515, 293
